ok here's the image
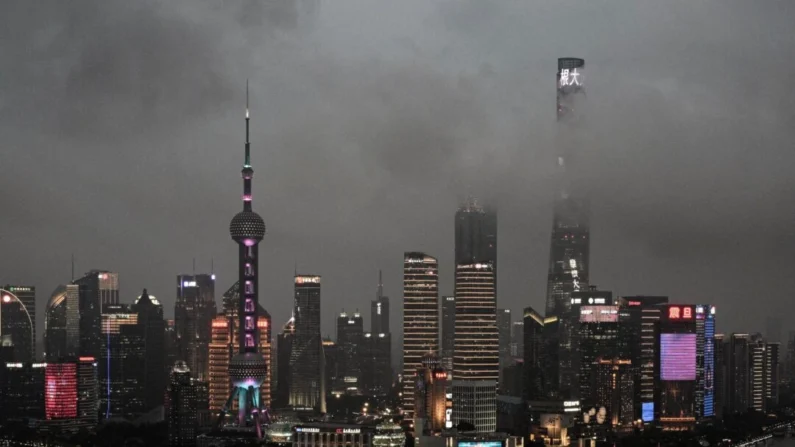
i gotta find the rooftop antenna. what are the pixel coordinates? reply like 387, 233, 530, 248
192, 258, 196, 275
71, 254, 75, 282
211, 257, 214, 274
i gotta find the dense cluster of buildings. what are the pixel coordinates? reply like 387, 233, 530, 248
0, 59, 790, 447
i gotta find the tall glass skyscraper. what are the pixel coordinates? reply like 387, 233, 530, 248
402, 252, 439, 419
289, 275, 324, 411
175, 273, 217, 381
1, 286, 35, 362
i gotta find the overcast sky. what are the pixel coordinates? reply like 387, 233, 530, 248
2, 0, 794, 350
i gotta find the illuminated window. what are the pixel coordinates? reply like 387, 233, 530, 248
245, 263, 254, 276
245, 281, 254, 294
245, 334, 255, 347
245, 299, 254, 313
246, 316, 255, 330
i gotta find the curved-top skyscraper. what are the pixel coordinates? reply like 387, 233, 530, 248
216, 84, 268, 438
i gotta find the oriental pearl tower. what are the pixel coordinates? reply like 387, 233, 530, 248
215, 83, 268, 438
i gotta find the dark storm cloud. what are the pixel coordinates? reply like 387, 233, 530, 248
1, 0, 794, 350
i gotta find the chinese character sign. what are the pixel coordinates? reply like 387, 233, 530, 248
559, 68, 582, 87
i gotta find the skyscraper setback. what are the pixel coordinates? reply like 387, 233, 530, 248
402, 252, 439, 419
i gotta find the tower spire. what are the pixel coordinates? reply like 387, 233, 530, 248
377, 269, 383, 299
242, 80, 254, 212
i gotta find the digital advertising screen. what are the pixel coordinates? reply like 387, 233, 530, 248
579, 305, 619, 323
556, 57, 585, 120
458, 442, 503, 447
660, 333, 696, 381
641, 402, 654, 422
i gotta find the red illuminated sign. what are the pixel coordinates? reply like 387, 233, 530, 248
667, 305, 694, 320
627, 301, 641, 306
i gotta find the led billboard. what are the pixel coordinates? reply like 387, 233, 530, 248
579, 305, 619, 323
458, 442, 503, 447
660, 333, 696, 381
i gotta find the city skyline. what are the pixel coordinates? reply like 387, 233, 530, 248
3, 0, 795, 352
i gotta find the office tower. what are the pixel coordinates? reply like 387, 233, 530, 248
592, 359, 634, 430
655, 304, 700, 430
522, 307, 545, 400
727, 333, 750, 414
168, 361, 198, 447
455, 197, 498, 287
0, 362, 46, 423
175, 273, 217, 381
554, 287, 611, 399
766, 341, 780, 409
337, 310, 364, 394
749, 334, 766, 412
452, 261, 498, 433
541, 316, 560, 396
414, 353, 448, 435
441, 296, 456, 373
133, 289, 166, 410
45, 284, 80, 361
372, 270, 390, 334
546, 57, 589, 320
510, 321, 523, 358
616, 296, 668, 422
75, 271, 119, 360
100, 303, 145, 420
402, 252, 439, 419
275, 317, 295, 407
208, 316, 231, 414
214, 91, 269, 437
497, 309, 512, 379
369, 270, 393, 396
695, 305, 716, 419
323, 337, 341, 396
713, 333, 726, 419
0, 287, 35, 362
165, 319, 178, 377
289, 274, 323, 411
578, 304, 620, 406
785, 332, 795, 386
363, 332, 392, 396
44, 357, 98, 431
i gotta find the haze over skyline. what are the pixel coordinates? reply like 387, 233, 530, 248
2, 0, 794, 347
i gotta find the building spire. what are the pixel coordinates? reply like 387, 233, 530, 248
245, 79, 251, 168
377, 269, 383, 299
241, 80, 254, 212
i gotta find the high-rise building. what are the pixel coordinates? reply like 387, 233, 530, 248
402, 252, 439, 419
546, 57, 589, 321
44, 357, 98, 431
208, 316, 231, 414
213, 91, 269, 437
371, 270, 390, 335
1, 362, 46, 423
522, 307, 545, 400
165, 319, 178, 377
275, 316, 295, 408
363, 332, 392, 396
616, 296, 668, 422
727, 333, 750, 414
695, 305, 716, 420
100, 303, 145, 420
455, 197, 497, 287
713, 333, 726, 419
74, 271, 119, 361
414, 353, 448, 435
749, 334, 766, 412
289, 275, 324, 411
766, 341, 780, 410
323, 337, 341, 396
45, 285, 80, 361
592, 359, 634, 431
453, 261, 498, 434
337, 310, 364, 394
175, 273, 217, 381
510, 321, 523, 358
441, 296, 456, 373
497, 309, 512, 380
578, 305, 620, 407
133, 289, 166, 410
0, 286, 35, 362
541, 316, 560, 396
167, 361, 198, 447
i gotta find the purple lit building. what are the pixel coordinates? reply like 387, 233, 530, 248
214, 86, 268, 438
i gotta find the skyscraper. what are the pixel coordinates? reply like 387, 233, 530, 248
100, 303, 145, 420
45, 284, 80, 361
522, 306, 545, 400
133, 289, 166, 410
275, 316, 294, 408
441, 296, 456, 373
369, 270, 392, 396
452, 261, 498, 433
371, 270, 390, 335
497, 309, 512, 378
402, 252, 439, 419
414, 353, 448, 435
337, 310, 363, 394
455, 197, 497, 286
0, 286, 35, 362
578, 305, 623, 410
167, 361, 198, 447
546, 57, 589, 320
74, 271, 119, 361
215, 90, 269, 437
175, 273, 217, 381
289, 275, 324, 411
510, 321, 523, 358
44, 357, 98, 432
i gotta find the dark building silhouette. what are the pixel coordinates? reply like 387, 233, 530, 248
363, 332, 392, 396
100, 303, 146, 420
1, 362, 46, 423
441, 295, 456, 373
371, 270, 390, 335
45, 285, 80, 361
337, 310, 363, 394
522, 307, 545, 400
497, 308, 512, 380
0, 286, 35, 362
133, 289, 166, 411
167, 361, 198, 447
175, 273, 216, 381
75, 271, 119, 361
454, 197, 497, 283
275, 316, 295, 407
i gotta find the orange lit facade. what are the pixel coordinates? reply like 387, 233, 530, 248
208, 311, 272, 413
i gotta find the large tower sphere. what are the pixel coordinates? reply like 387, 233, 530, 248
229, 210, 266, 243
